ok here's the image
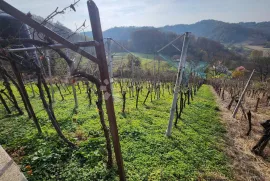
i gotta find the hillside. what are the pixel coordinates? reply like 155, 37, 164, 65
85, 27, 139, 41
85, 20, 270, 44
239, 22, 270, 36
32, 15, 90, 43
162, 20, 268, 44
108, 28, 242, 69
29, 16, 243, 67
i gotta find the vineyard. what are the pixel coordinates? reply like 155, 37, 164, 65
0, 0, 270, 181
0, 81, 230, 180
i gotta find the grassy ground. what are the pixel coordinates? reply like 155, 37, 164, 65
0, 84, 231, 180
112, 52, 177, 72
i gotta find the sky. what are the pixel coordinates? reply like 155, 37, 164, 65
4, 0, 270, 31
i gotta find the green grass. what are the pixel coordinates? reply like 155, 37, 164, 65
0, 83, 231, 180
112, 52, 177, 72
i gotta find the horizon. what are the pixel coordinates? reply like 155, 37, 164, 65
100, 19, 270, 31
4, 0, 270, 31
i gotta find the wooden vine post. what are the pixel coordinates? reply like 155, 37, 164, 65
0, 0, 126, 180
87, 1, 126, 180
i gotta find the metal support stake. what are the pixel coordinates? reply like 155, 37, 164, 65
166, 32, 190, 137
131, 57, 134, 82
28, 75, 35, 97
232, 69, 255, 118
107, 38, 113, 94
45, 50, 54, 102
66, 49, 78, 108
158, 55, 160, 83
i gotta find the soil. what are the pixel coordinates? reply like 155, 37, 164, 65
212, 87, 270, 181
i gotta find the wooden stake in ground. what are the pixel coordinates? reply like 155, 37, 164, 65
122, 91, 126, 113
87, 1, 125, 180
232, 69, 255, 118
246, 110, 252, 136
136, 87, 140, 109
255, 97, 260, 112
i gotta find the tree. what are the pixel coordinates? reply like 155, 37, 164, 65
250, 50, 270, 81
232, 70, 244, 79
127, 54, 141, 68
131, 28, 166, 53
250, 50, 263, 59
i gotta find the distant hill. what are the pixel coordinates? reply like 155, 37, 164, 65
239, 22, 270, 36
104, 28, 243, 70
162, 20, 268, 44
84, 20, 270, 44
84, 26, 149, 41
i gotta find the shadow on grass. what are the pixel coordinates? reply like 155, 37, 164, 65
174, 118, 224, 154
120, 112, 127, 118
0, 113, 22, 121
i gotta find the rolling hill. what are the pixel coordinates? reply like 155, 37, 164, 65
84, 20, 270, 44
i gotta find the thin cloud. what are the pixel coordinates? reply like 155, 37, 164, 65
3, 0, 270, 31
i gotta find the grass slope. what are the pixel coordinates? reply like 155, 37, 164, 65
112, 52, 177, 72
0, 84, 230, 180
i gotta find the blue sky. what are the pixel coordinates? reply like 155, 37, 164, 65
5, 0, 270, 31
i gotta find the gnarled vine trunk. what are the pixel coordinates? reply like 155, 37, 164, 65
73, 71, 112, 168
0, 66, 23, 115
36, 68, 75, 147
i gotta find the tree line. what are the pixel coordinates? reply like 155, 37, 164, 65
110, 28, 241, 65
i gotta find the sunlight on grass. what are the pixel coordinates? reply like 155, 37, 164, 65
0, 83, 231, 180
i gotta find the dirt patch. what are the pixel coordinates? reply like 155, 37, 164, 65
211, 87, 270, 181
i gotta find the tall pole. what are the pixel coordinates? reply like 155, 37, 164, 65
232, 69, 255, 118
107, 38, 113, 93
28, 75, 35, 97
45, 50, 54, 102
153, 56, 156, 84
66, 49, 78, 108
87, 1, 125, 180
107, 38, 113, 80
131, 57, 134, 82
166, 32, 190, 137
157, 54, 160, 83
131, 57, 134, 97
